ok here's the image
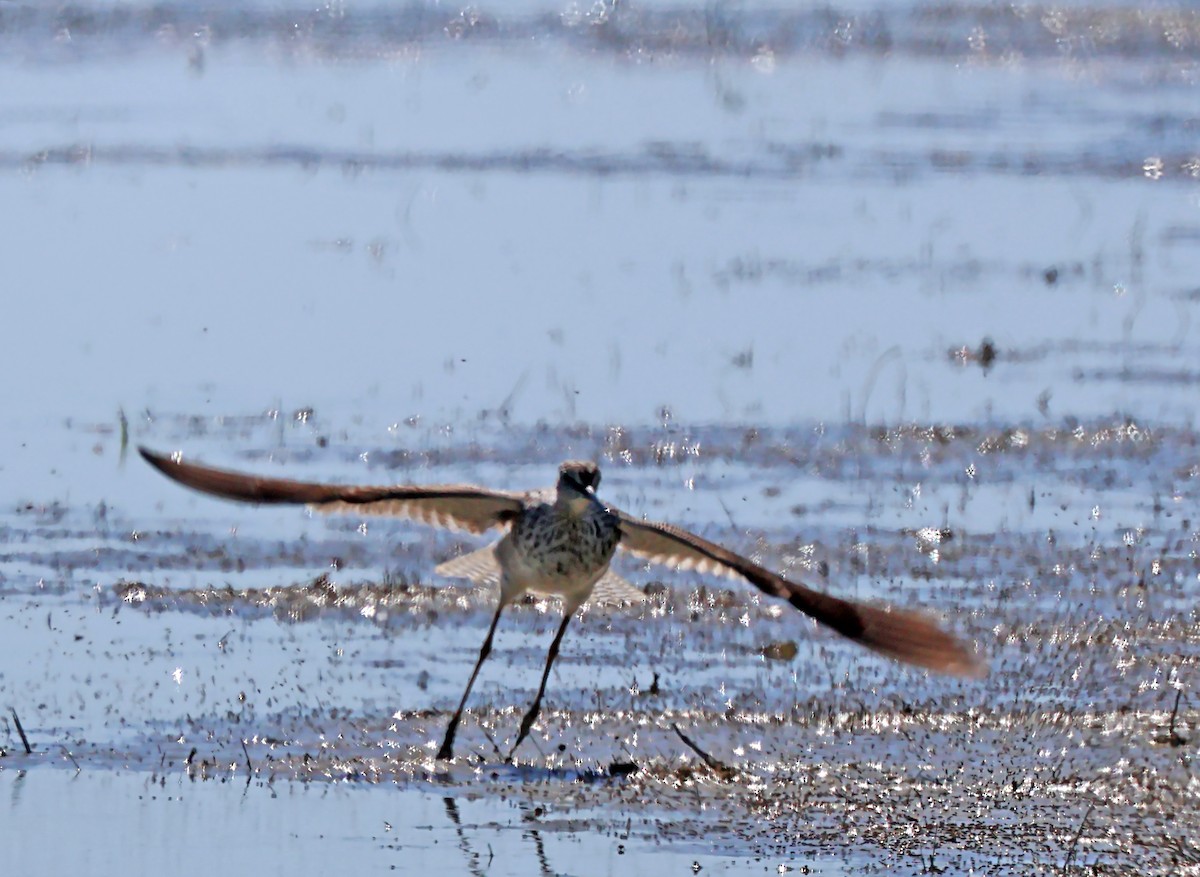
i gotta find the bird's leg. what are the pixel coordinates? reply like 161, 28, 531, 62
507, 610, 574, 763
437, 600, 506, 761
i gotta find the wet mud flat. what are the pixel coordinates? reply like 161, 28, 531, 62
3, 417, 1198, 874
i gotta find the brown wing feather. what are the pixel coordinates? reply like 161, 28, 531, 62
616, 512, 985, 679
139, 447, 525, 534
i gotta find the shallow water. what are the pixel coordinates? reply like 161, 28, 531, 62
4, 418, 1199, 872
3, 1, 1200, 874
4, 768, 775, 876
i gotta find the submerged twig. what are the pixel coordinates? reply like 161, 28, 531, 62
10, 709, 32, 755
1061, 801, 1096, 874
61, 745, 81, 772
671, 723, 736, 780
717, 496, 738, 530
1168, 689, 1188, 746
1152, 688, 1189, 746
117, 407, 130, 464
479, 726, 505, 762
240, 738, 254, 780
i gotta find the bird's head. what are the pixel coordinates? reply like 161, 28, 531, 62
557, 460, 601, 495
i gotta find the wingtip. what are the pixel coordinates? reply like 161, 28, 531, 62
917, 631, 989, 681
927, 635, 989, 680
956, 651, 989, 680
138, 445, 172, 471
852, 602, 989, 681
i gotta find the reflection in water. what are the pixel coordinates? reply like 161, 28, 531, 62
6, 771, 27, 810
442, 796, 487, 877
525, 828, 555, 877
441, 794, 563, 877
5, 770, 725, 875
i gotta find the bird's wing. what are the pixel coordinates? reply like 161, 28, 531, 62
140, 447, 526, 534
434, 544, 503, 585
615, 512, 985, 679
587, 569, 647, 607
436, 545, 645, 608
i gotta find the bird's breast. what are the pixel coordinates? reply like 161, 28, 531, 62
506, 503, 620, 585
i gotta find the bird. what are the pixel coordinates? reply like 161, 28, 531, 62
138, 446, 985, 761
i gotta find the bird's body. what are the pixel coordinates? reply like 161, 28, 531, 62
139, 447, 985, 761
498, 496, 622, 609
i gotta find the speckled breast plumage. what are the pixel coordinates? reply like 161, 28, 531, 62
508, 500, 621, 583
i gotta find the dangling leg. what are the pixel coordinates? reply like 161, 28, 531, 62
506, 609, 574, 763
437, 599, 506, 761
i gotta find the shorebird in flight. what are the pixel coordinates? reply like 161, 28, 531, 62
140, 448, 984, 761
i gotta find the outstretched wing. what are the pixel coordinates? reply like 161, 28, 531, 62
616, 512, 985, 679
434, 544, 505, 585
139, 447, 526, 534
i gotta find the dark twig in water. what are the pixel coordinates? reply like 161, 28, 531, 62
1061, 800, 1096, 874
631, 672, 661, 698
241, 738, 254, 779
479, 726, 505, 761
671, 723, 736, 780
117, 407, 129, 464
1151, 688, 1189, 746
10, 709, 32, 755
1168, 688, 1188, 746
717, 496, 738, 530
921, 851, 946, 874
859, 344, 906, 424
61, 745, 81, 772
